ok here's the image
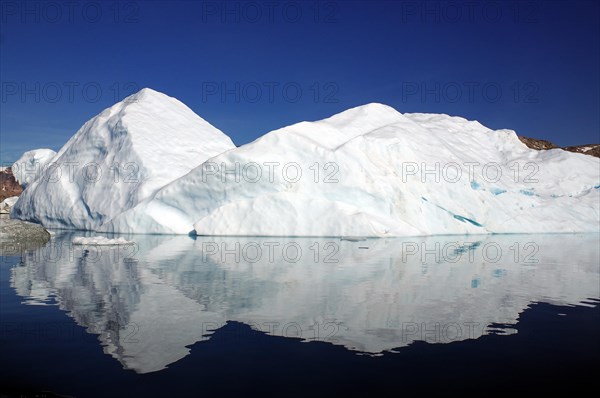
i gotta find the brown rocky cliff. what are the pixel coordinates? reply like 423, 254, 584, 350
1, 167, 23, 202
562, 144, 600, 158
518, 136, 599, 158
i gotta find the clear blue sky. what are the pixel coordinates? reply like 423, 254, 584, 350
1, 0, 599, 164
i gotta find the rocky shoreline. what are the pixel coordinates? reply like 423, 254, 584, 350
518, 136, 600, 157
1, 167, 51, 246
0, 217, 51, 254
0, 167, 23, 202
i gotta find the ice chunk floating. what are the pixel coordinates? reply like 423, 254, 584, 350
12, 89, 600, 236
72, 236, 134, 245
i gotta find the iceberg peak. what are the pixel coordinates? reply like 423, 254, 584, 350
123, 87, 170, 103
342, 102, 399, 113
12, 89, 236, 230
321, 102, 401, 125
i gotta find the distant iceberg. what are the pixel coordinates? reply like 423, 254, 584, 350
12, 88, 600, 236
12, 148, 56, 188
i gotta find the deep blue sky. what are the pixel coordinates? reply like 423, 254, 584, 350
1, 0, 599, 164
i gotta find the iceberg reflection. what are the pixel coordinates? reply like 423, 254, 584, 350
9, 233, 600, 373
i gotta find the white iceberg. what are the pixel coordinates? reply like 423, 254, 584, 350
12, 148, 57, 187
107, 103, 600, 236
12, 88, 235, 230
72, 236, 134, 245
12, 89, 600, 236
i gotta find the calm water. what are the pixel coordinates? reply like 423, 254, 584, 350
1, 232, 599, 396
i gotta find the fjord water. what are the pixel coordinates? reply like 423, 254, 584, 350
1, 232, 599, 396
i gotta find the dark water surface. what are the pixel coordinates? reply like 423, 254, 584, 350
1, 232, 599, 397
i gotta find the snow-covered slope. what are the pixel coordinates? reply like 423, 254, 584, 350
11, 88, 235, 230
105, 103, 600, 236
12, 148, 56, 187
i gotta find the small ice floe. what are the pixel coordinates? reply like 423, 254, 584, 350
72, 236, 134, 245
0, 196, 19, 214
340, 236, 368, 242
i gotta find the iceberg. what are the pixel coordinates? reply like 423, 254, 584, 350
11, 88, 235, 230
106, 103, 600, 236
12, 89, 600, 236
12, 148, 57, 187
